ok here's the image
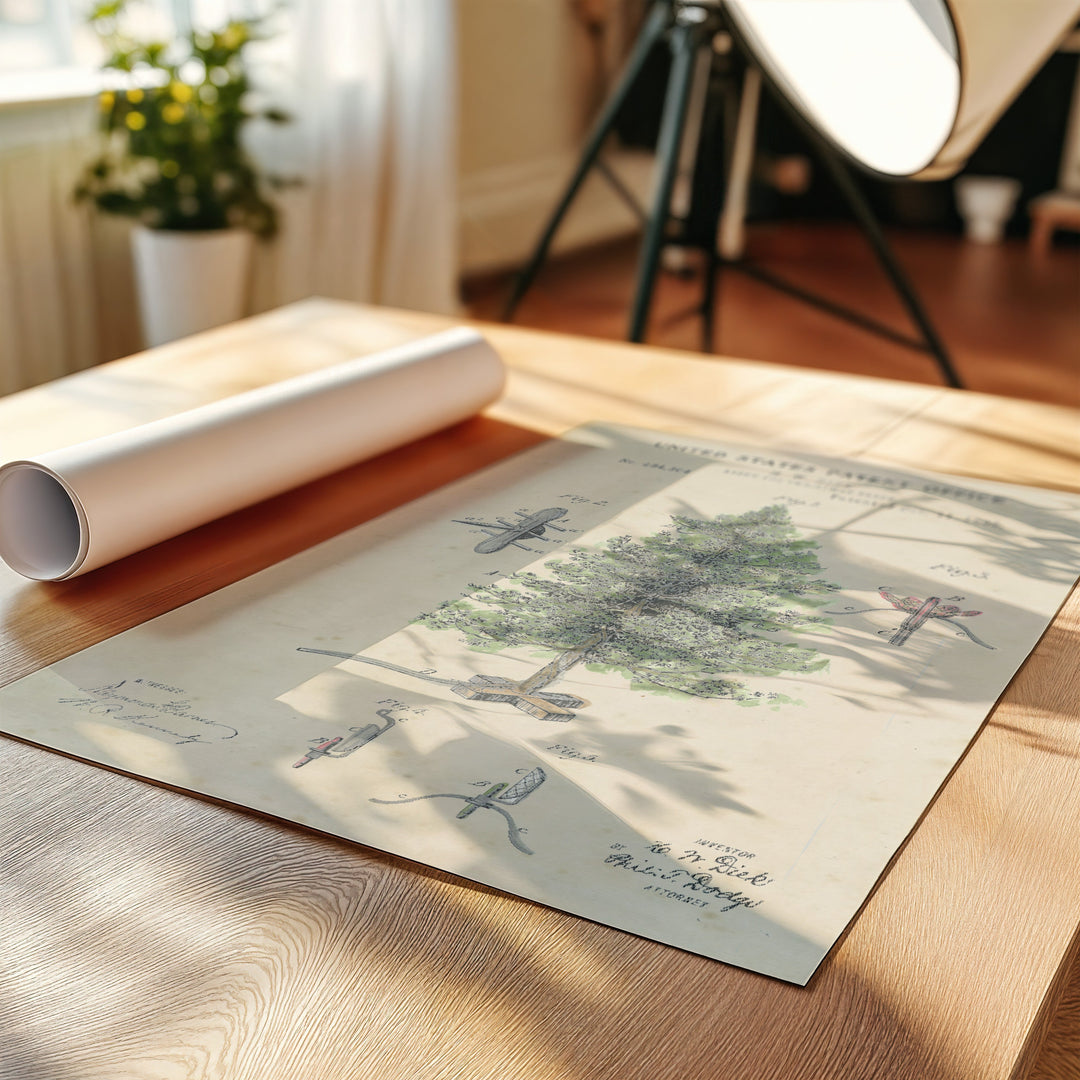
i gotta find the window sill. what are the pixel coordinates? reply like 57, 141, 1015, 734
0, 63, 183, 112
0, 68, 105, 109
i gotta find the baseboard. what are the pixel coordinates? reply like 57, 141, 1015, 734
458, 148, 655, 277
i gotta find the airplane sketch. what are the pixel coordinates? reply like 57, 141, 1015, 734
828, 587, 995, 649
453, 507, 569, 553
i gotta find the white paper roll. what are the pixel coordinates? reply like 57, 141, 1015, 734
0, 327, 505, 581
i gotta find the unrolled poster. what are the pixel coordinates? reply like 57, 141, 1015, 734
1, 425, 1077, 984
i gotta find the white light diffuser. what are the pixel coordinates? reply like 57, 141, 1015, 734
725, 0, 1080, 178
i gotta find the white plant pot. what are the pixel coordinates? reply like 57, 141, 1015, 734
131, 225, 254, 347
954, 176, 1022, 245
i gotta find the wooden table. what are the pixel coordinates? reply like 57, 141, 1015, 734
1, 298, 1078, 1080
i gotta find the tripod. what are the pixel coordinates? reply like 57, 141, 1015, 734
502, 0, 963, 389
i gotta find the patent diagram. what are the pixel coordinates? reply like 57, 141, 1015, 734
419, 505, 837, 711
11, 425, 1079, 989
301, 505, 837, 721
829, 588, 995, 649
371, 766, 547, 854
453, 507, 569, 553
296, 649, 587, 722
291, 709, 398, 767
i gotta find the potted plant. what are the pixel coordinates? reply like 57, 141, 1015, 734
75, 0, 289, 347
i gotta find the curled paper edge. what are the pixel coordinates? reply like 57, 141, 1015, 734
0, 327, 505, 581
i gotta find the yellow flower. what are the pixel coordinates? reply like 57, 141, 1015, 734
220, 24, 246, 50
99, 91, 115, 111
162, 102, 185, 124
161, 160, 180, 178
126, 88, 144, 105
125, 112, 147, 131
170, 82, 194, 103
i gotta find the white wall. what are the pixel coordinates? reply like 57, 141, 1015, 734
456, 0, 652, 277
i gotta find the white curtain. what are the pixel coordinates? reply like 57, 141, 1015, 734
0, 0, 460, 395
251, 0, 461, 317
0, 99, 118, 397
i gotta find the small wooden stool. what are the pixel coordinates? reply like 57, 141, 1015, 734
1028, 190, 1080, 254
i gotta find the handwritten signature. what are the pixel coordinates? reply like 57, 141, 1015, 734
58, 679, 237, 745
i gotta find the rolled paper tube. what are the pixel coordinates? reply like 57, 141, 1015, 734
0, 327, 505, 581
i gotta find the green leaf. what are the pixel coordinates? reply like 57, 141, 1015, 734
75, 4, 292, 237
414, 505, 837, 704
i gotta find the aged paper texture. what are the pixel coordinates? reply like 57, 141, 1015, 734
2, 426, 1078, 984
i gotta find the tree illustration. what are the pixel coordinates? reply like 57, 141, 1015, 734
414, 504, 837, 717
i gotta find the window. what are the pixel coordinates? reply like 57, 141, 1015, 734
0, 0, 84, 72
0, 1, 259, 104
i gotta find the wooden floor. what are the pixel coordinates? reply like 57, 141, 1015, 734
465, 222, 1080, 409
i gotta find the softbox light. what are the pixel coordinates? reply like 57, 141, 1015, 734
724, 0, 1080, 179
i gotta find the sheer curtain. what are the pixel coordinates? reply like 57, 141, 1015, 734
0, 0, 460, 395
252, 0, 461, 317
0, 99, 107, 396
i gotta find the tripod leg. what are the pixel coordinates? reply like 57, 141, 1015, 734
701, 247, 719, 351
661, 40, 714, 274
502, 0, 672, 321
717, 65, 761, 261
628, 16, 708, 343
813, 141, 964, 388
700, 58, 748, 352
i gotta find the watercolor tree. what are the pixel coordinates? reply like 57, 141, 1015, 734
415, 504, 837, 720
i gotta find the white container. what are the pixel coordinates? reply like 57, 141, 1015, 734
0, 328, 505, 580
131, 225, 254, 347
954, 176, 1022, 244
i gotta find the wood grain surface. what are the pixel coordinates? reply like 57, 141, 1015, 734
1, 298, 1078, 1080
